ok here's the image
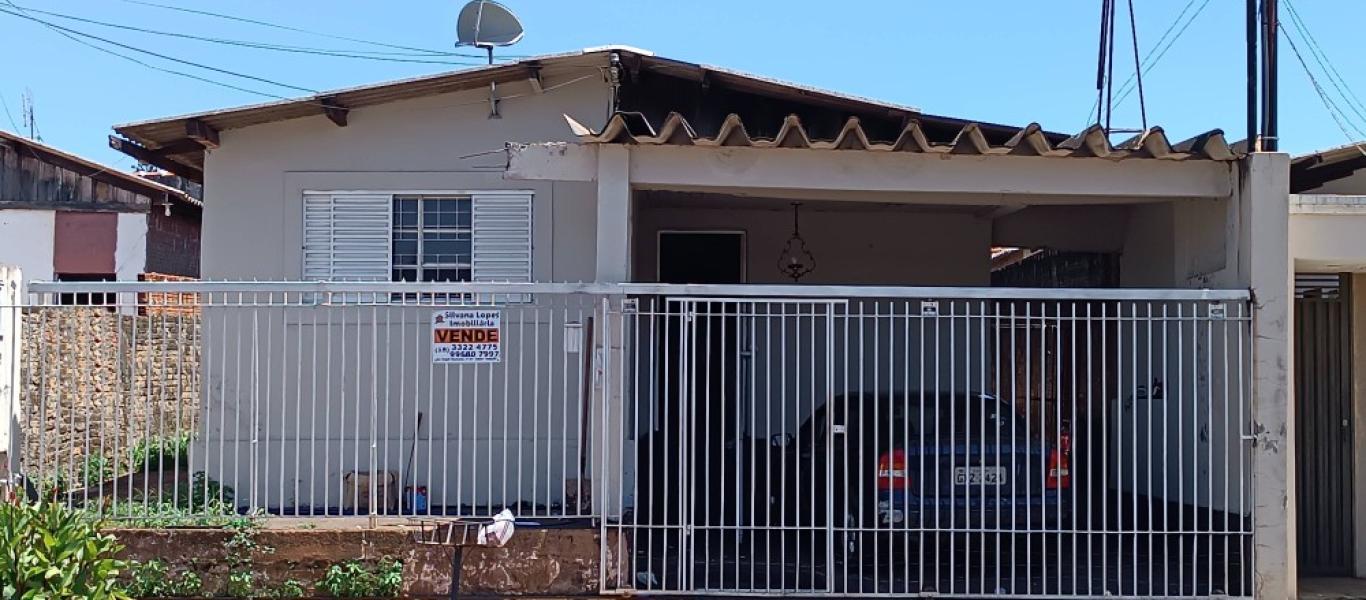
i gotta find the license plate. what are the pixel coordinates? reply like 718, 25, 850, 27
953, 466, 1006, 485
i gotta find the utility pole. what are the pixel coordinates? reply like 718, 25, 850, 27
1260, 0, 1279, 151
1246, 0, 1258, 149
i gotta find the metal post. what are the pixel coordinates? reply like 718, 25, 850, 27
1260, 0, 1279, 151
1247, 0, 1259, 149
0, 266, 21, 479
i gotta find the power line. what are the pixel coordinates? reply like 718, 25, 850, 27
1111, 0, 1211, 109
0, 2, 311, 102
1281, 0, 1366, 127
0, 91, 18, 133
0, 5, 318, 95
9, 5, 492, 67
1083, 0, 1210, 126
1278, 21, 1366, 154
118, 0, 524, 60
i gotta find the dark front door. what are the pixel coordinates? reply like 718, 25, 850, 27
1294, 274, 1355, 576
653, 233, 745, 587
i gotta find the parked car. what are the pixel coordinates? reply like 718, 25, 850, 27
775, 391, 1072, 560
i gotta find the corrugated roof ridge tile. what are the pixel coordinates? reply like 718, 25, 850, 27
890, 120, 935, 153
1114, 127, 1175, 159
1057, 124, 1113, 158
830, 117, 872, 150
657, 112, 697, 145
708, 114, 753, 147
570, 112, 1239, 160
949, 123, 992, 155
1173, 129, 1234, 161
1004, 123, 1053, 156
595, 113, 639, 144
772, 114, 813, 149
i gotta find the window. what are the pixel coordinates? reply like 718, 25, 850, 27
302, 190, 533, 288
392, 196, 473, 283
55, 273, 115, 306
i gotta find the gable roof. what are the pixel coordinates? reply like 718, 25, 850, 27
1292, 141, 1366, 192
0, 129, 199, 207
110, 46, 1070, 181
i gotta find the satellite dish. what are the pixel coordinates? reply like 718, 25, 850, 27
456, 0, 525, 50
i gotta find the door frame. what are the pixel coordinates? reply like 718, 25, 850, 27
656, 230, 748, 284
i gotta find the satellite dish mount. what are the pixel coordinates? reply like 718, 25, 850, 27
455, 0, 525, 117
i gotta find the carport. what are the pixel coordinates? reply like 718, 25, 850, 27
507, 113, 1292, 598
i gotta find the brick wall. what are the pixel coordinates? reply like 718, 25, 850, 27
19, 307, 201, 475
138, 272, 200, 317
145, 204, 202, 278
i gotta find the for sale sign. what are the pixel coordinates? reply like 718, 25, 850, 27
432, 309, 501, 364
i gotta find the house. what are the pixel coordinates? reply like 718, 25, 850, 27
1287, 142, 1366, 583
6, 46, 1291, 597
0, 129, 202, 292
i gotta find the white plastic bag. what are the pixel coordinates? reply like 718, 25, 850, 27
476, 509, 515, 547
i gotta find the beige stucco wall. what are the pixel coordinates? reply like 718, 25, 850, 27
200, 71, 608, 283
632, 193, 991, 286
192, 66, 612, 510
1291, 209, 1366, 273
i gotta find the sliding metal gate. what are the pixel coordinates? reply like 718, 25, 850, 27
603, 288, 1255, 598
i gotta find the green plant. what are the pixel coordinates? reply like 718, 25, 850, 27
225, 570, 255, 598
268, 578, 306, 599
221, 513, 273, 598
81, 454, 116, 489
98, 472, 236, 527
127, 434, 192, 474
125, 559, 203, 597
318, 558, 403, 598
0, 498, 131, 600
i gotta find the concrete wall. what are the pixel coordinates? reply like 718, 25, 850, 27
1291, 201, 1366, 273
191, 66, 611, 511
632, 193, 991, 285
200, 71, 607, 283
115, 212, 148, 281
0, 209, 55, 292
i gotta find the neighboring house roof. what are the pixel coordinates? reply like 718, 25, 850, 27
110, 46, 1079, 181
0, 129, 200, 208
1291, 141, 1366, 193
568, 112, 1238, 161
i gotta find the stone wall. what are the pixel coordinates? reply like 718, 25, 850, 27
112, 525, 627, 596
18, 306, 200, 477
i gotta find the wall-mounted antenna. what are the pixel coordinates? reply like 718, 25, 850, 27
21, 89, 40, 141
455, 0, 525, 119
1093, 0, 1148, 137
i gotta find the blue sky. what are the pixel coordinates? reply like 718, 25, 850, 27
3, 0, 1364, 168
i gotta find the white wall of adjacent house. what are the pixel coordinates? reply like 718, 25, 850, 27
0, 209, 55, 293
115, 211, 148, 281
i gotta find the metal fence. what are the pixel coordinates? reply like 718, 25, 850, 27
2, 281, 1256, 598
6, 281, 599, 523
596, 288, 1255, 598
